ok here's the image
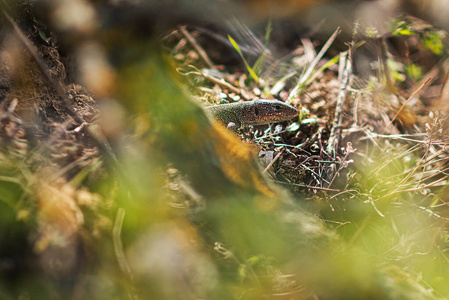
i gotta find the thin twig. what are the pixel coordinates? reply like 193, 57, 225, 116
273, 180, 340, 192
179, 25, 216, 69
327, 43, 353, 157
380, 77, 432, 136
361, 132, 428, 142
400, 174, 449, 192
323, 219, 351, 229
262, 150, 283, 173
179, 66, 249, 100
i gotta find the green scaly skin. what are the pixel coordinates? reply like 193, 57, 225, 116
207, 100, 298, 127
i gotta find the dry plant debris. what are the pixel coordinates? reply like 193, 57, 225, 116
2, 1, 449, 299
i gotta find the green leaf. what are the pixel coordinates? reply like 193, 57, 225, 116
247, 256, 261, 266
38, 30, 48, 43
405, 63, 423, 82
391, 20, 416, 36
387, 58, 406, 83
238, 264, 247, 281
395, 28, 415, 36
424, 31, 444, 55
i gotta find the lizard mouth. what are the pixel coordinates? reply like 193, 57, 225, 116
275, 107, 298, 122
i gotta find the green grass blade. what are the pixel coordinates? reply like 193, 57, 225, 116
287, 28, 341, 103
270, 71, 296, 95
305, 54, 341, 86
228, 35, 259, 83
264, 19, 272, 48
252, 19, 272, 77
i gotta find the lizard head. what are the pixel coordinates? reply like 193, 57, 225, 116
249, 100, 298, 125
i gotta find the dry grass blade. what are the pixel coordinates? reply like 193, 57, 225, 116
327, 45, 353, 157
178, 25, 216, 69
364, 133, 429, 143
178, 65, 249, 100
287, 27, 341, 103
262, 150, 283, 174
113, 208, 138, 300
274, 180, 340, 192
4, 3, 449, 298
380, 77, 432, 136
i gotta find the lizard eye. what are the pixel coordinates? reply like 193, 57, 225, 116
274, 105, 282, 110
254, 107, 260, 116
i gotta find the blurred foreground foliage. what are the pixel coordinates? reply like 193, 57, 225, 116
0, 1, 449, 300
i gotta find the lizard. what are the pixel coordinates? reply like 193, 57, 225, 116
206, 99, 298, 127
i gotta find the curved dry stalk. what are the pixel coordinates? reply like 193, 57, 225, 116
179, 65, 249, 100
178, 25, 216, 69
327, 44, 353, 157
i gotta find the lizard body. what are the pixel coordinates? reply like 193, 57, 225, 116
206, 100, 298, 127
